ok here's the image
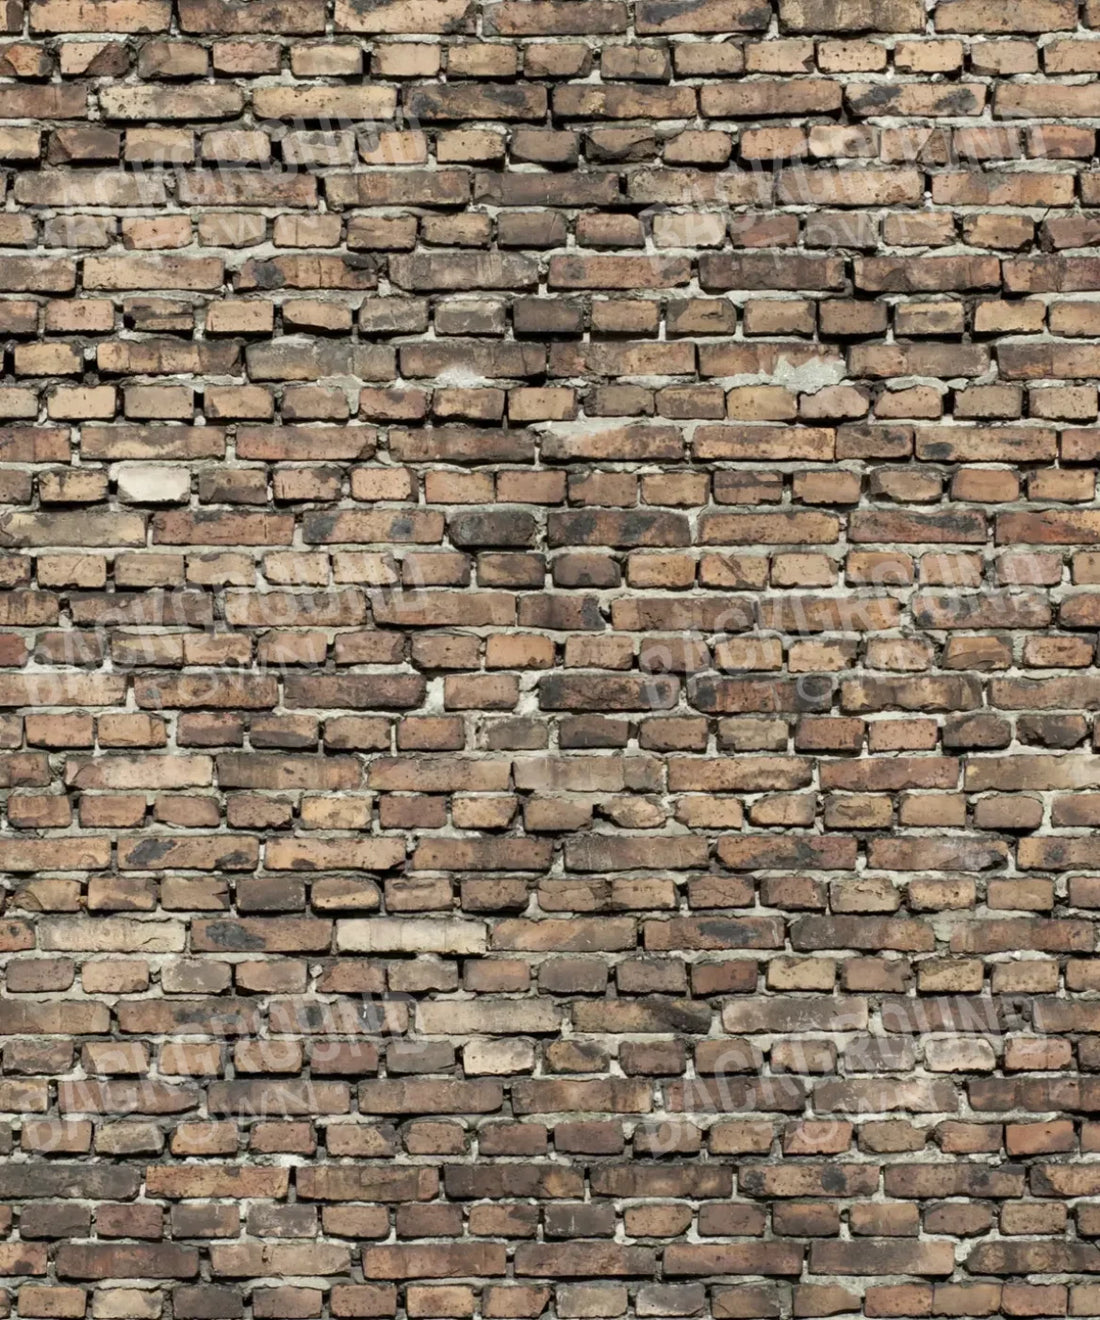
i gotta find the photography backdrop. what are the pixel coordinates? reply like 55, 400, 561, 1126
0, 2, 1098, 1320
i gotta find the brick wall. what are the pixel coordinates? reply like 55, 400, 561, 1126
1, 0, 1099, 1316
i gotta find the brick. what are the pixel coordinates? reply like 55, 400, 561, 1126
57, 1245, 198, 1280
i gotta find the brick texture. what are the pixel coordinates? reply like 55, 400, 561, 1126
1, 0, 1100, 1317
